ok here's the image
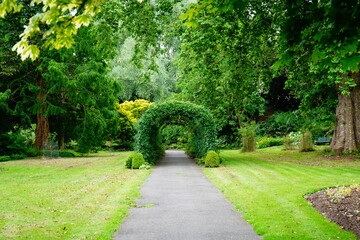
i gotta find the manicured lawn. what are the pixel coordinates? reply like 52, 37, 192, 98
203, 147, 360, 240
0, 152, 150, 239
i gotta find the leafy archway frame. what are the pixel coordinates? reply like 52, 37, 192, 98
135, 101, 217, 164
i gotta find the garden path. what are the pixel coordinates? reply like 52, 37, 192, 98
113, 150, 262, 240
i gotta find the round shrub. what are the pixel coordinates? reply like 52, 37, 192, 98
204, 151, 220, 167
131, 153, 146, 169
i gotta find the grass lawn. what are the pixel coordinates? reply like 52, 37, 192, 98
0, 151, 150, 239
203, 147, 360, 240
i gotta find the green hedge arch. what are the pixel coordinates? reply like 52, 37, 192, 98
135, 101, 217, 164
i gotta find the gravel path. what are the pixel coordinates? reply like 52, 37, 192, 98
113, 150, 262, 240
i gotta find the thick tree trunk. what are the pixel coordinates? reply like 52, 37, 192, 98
330, 73, 360, 153
34, 76, 49, 151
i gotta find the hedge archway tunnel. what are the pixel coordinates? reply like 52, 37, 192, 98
135, 101, 217, 164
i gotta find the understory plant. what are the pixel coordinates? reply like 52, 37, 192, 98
126, 152, 146, 169
299, 131, 314, 152
204, 151, 220, 167
257, 137, 283, 149
239, 122, 256, 152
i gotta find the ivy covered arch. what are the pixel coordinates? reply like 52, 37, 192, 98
135, 101, 217, 164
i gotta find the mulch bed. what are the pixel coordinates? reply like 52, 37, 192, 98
305, 188, 360, 238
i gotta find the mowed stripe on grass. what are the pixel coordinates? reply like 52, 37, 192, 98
203, 149, 360, 240
0, 152, 150, 239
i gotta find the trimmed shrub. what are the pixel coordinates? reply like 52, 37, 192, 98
135, 101, 217, 164
204, 151, 220, 167
299, 131, 314, 152
126, 152, 146, 169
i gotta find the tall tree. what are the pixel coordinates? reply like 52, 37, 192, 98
176, 1, 277, 137
183, 0, 360, 153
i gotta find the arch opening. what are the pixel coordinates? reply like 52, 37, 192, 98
135, 101, 217, 164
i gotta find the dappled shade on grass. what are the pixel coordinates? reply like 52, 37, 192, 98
203, 148, 360, 239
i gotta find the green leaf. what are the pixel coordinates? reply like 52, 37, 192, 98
341, 55, 360, 71
185, 21, 198, 28
311, 48, 326, 63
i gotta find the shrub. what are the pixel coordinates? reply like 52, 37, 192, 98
257, 137, 283, 149
139, 163, 151, 170
59, 150, 76, 158
299, 131, 314, 152
0, 156, 11, 162
257, 111, 304, 137
239, 122, 256, 152
126, 152, 146, 169
125, 156, 133, 169
204, 151, 220, 167
10, 154, 27, 160
283, 136, 294, 150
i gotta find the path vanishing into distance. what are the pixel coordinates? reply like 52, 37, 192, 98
114, 150, 262, 240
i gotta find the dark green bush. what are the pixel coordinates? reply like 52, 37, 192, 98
204, 151, 220, 167
25, 147, 41, 157
257, 111, 304, 137
10, 153, 27, 160
59, 150, 76, 158
0, 156, 11, 162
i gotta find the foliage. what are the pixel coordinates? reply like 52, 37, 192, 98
0, 127, 35, 156
202, 149, 360, 239
109, 37, 178, 102
239, 122, 256, 152
326, 185, 360, 203
256, 137, 283, 149
299, 131, 314, 152
204, 150, 220, 167
175, 2, 275, 136
131, 153, 146, 169
257, 111, 304, 137
139, 163, 151, 170
161, 125, 186, 147
126, 152, 146, 169
283, 136, 294, 151
0, 0, 106, 61
135, 101, 217, 164
0, 152, 150, 239
116, 100, 154, 143
116, 100, 154, 124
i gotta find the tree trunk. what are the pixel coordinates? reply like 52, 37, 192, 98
58, 124, 66, 150
34, 76, 49, 151
330, 73, 360, 153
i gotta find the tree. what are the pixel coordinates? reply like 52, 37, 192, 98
175, 0, 277, 140
115, 99, 153, 143
0, 0, 122, 152
183, 0, 360, 153
276, 1, 360, 153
